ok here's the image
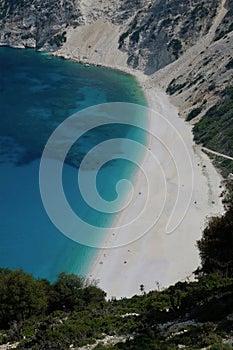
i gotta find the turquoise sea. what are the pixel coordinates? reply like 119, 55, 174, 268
0, 47, 147, 281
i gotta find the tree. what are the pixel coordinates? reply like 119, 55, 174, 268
0, 269, 48, 327
197, 206, 233, 277
82, 285, 106, 306
49, 272, 84, 312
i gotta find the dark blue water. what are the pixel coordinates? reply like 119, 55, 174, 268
0, 47, 147, 281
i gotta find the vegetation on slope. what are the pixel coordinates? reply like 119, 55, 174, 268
0, 0, 80, 48
214, 0, 233, 41
193, 87, 233, 176
0, 185, 233, 349
118, 0, 219, 73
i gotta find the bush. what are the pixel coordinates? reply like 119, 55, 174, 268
226, 59, 233, 70
186, 107, 202, 121
209, 344, 233, 350
209, 83, 216, 91
49, 32, 67, 48
169, 39, 182, 59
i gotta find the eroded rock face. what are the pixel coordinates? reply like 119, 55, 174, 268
151, 0, 233, 121
118, 0, 220, 74
214, 0, 233, 41
0, 0, 221, 73
0, 0, 82, 49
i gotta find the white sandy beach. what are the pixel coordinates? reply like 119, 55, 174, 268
86, 78, 224, 299
53, 22, 225, 299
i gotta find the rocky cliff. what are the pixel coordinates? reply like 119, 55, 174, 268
0, 0, 82, 49
118, 0, 220, 74
0, 0, 227, 73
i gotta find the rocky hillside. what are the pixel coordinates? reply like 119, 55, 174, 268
118, 0, 220, 74
147, 0, 233, 175
0, 0, 226, 71
0, 0, 82, 49
155, 0, 233, 120
0, 0, 231, 76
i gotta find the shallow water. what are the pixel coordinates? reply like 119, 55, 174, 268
0, 47, 147, 281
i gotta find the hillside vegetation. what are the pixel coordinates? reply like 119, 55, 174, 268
193, 87, 233, 176
0, 186, 233, 350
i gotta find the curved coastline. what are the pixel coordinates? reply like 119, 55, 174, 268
0, 44, 224, 297
0, 47, 147, 282
52, 49, 224, 299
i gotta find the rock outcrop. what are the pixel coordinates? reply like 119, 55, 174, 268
151, 0, 233, 119
0, 0, 82, 49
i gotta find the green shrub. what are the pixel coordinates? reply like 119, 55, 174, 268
186, 107, 202, 121
166, 81, 187, 95
209, 83, 216, 91
204, 333, 223, 346
169, 39, 182, 59
209, 344, 233, 350
49, 32, 67, 48
226, 59, 233, 70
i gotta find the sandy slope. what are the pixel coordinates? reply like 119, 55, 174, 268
55, 19, 128, 70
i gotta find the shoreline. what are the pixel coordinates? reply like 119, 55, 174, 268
53, 50, 224, 299
3, 45, 223, 298
87, 79, 224, 299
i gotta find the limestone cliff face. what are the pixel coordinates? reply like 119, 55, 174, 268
0, 0, 149, 50
0, 0, 223, 72
152, 0, 233, 120
0, 0, 82, 49
118, 0, 220, 74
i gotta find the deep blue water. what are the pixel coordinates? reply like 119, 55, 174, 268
0, 47, 147, 281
